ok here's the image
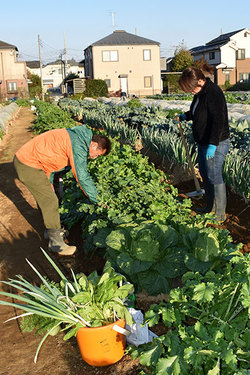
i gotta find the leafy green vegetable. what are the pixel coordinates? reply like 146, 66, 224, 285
129, 253, 250, 375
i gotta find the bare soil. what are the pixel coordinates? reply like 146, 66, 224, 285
0, 108, 249, 375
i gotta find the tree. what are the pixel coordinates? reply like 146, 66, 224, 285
27, 71, 42, 99
171, 43, 193, 72
84, 79, 108, 98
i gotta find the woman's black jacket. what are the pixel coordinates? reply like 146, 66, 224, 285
185, 78, 230, 146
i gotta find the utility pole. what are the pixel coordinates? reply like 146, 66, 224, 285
64, 31, 68, 95
38, 34, 44, 101
64, 31, 67, 73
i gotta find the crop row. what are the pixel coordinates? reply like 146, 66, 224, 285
146, 92, 250, 104
57, 98, 249, 200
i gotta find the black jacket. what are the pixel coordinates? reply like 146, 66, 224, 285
185, 78, 230, 146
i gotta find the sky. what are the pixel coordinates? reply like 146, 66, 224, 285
0, 0, 249, 64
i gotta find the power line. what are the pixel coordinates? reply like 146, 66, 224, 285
18, 51, 39, 60
40, 39, 62, 52
67, 47, 84, 52
17, 34, 85, 63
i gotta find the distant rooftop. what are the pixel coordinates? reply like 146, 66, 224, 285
190, 28, 245, 54
44, 59, 82, 66
206, 29, 244, 46
89, 30, 160, 47
0, 40, 18, 50
26, 60, 40, 69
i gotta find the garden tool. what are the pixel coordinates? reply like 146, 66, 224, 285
175, 115, 205, 198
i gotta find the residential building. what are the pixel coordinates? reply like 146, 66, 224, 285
42, 60, 65, 90
67, 58, 84, 78
0, 40, 28, 100
84, 30, 161, 97
190, 28, 250, 85
26, 58, 85, 92
26, 60, 41, 77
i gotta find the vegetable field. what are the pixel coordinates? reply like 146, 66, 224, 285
56, 98, 249, 200
0, 104, 249, 375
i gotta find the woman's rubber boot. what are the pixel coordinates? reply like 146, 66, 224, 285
196, 184, 214, 213
214, 183, 227, 222
47, 228, 76, 256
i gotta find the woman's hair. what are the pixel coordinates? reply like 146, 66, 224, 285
179, 63, 215, 92
92, 134, 111, 155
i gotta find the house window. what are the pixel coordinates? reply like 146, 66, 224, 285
102, 50, 118, 62
104, 79, 111, 88
209, 51, 215, 60
7, 82, 17, 93
144, 76, 152, 88
143, 49, 151, 61
236, 49, 245, 60
239, 73, 250, 83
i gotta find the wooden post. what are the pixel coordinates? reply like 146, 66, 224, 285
38, 35, 44, 101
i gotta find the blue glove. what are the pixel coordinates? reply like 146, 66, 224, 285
173, 113, 186, 123
206, 144, 216, 159
178, 113, 186, 121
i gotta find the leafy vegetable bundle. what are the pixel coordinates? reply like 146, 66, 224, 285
0, 249, 133, 362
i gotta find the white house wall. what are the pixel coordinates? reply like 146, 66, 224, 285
27, 67, 41, 76
230, 29, 250, 56
42, 64, 64, 88
220, 45, 236, 67
68, 66, 84, 78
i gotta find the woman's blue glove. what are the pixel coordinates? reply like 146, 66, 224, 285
178, 114, 186, 121
173, 113, 186, 123
206, 144, 217, 159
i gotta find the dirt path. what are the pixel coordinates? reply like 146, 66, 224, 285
0, 108, 249, 375
0, 108, 139, 375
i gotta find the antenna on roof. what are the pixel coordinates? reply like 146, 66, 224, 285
111, 11, 116, 30
220, 28, 223, 35
135, 27, 138, 35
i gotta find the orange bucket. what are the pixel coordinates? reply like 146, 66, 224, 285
76, 319, 127, 367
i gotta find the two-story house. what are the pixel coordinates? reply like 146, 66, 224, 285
84, 30, 161, 97
190, 28, 250, 85
0, 40, 28, 100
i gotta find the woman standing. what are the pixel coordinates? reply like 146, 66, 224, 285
177, 63, 230, 222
